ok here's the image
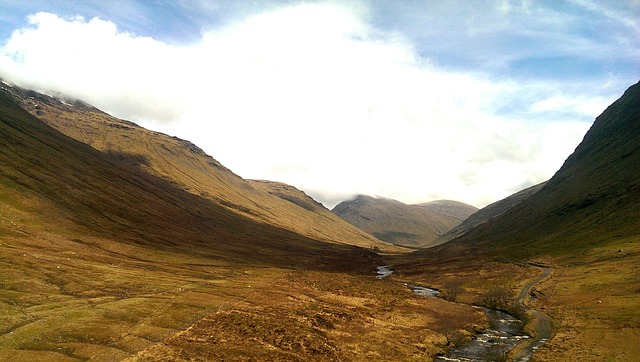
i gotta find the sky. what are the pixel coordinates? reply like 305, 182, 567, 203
0, 1, 638, 208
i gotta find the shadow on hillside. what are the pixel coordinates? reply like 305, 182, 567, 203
0, 91, 380, 274
77, 150, 382, 274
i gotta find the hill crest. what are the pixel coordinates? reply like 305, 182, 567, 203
332, 195, 477, 248
441, 80, 640, 256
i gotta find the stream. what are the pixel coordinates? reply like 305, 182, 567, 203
375, 265, 394, 279
376, 265, 531, 361
434, 308, 529, 362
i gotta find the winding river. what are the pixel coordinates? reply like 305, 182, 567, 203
376, 265, 542, 361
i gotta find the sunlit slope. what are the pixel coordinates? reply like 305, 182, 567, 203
6, 84, 402, 253
448, 81, 640, 257
248, 180, 327, 213
332, 195, 473, 248
0, 86, 380, 269
248, 180, 401, 250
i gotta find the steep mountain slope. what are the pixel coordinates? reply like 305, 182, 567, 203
4, 83, 402, 253
332, 195, 474, 248
248, 180, 403, 251
438, 182, 545, 242
0, 85, 377, 269
448, 81, 640, 256
248, 180, 326, 213
0, 82, 373, 359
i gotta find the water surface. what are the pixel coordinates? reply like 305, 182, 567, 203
375, 265, 394, 279
434, 309, 529, 362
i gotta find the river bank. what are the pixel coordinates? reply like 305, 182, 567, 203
375, 264, 548, 361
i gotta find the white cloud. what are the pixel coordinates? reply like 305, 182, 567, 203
0, 4, 613, 208
1, 12, 186, 122
530, 94, 610, 116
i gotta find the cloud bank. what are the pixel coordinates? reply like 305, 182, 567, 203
0, 3, 630, 207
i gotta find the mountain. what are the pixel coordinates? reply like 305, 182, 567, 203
4, 83, 403, 254
0, 81, 375, 358
0, 83, 382, 271
447, 80, 640, 256
415, 200, 478, 222
438, 182, 545, 242
248, 180, 326, 213
332, 195, 476, 248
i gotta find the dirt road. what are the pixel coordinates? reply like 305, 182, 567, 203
514, 264, 553, 361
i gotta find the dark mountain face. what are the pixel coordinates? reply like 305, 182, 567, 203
395, 82, 640, 361
438, 182, 546, 242
447, 81, 640, 257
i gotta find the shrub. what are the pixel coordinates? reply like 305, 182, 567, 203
442, 281, 463, 302
480, 285, 514, 312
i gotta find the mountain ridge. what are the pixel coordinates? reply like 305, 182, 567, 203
438, 182, 546, 243
1, 83, 489, 362
0, 85, 379, 269
395, 81, 640, 360
332, 194, 477, 248
3, 82, 405, 253
415, 199, 479, 222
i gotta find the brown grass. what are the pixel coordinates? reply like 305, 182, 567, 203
526, 236, 640, 361
3, 78, 638, 361
390, 253, 539, 306
128, 270, 486, 361
0, 85, 383, 361
0, 224, 485, 361
392, 234, 640, 361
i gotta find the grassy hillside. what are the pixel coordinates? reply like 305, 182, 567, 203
332, 195, 473, 248
6, 84, 403, 253
438, 182, 545, 242
247, 180, 407, 252
0, 83, 383, 271
248, 180, 327, 213
453, 81, 640, 256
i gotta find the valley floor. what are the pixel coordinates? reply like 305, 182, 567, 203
0, 228, 485, 361
128, 269, 486, 361
2, 196, 638, 361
